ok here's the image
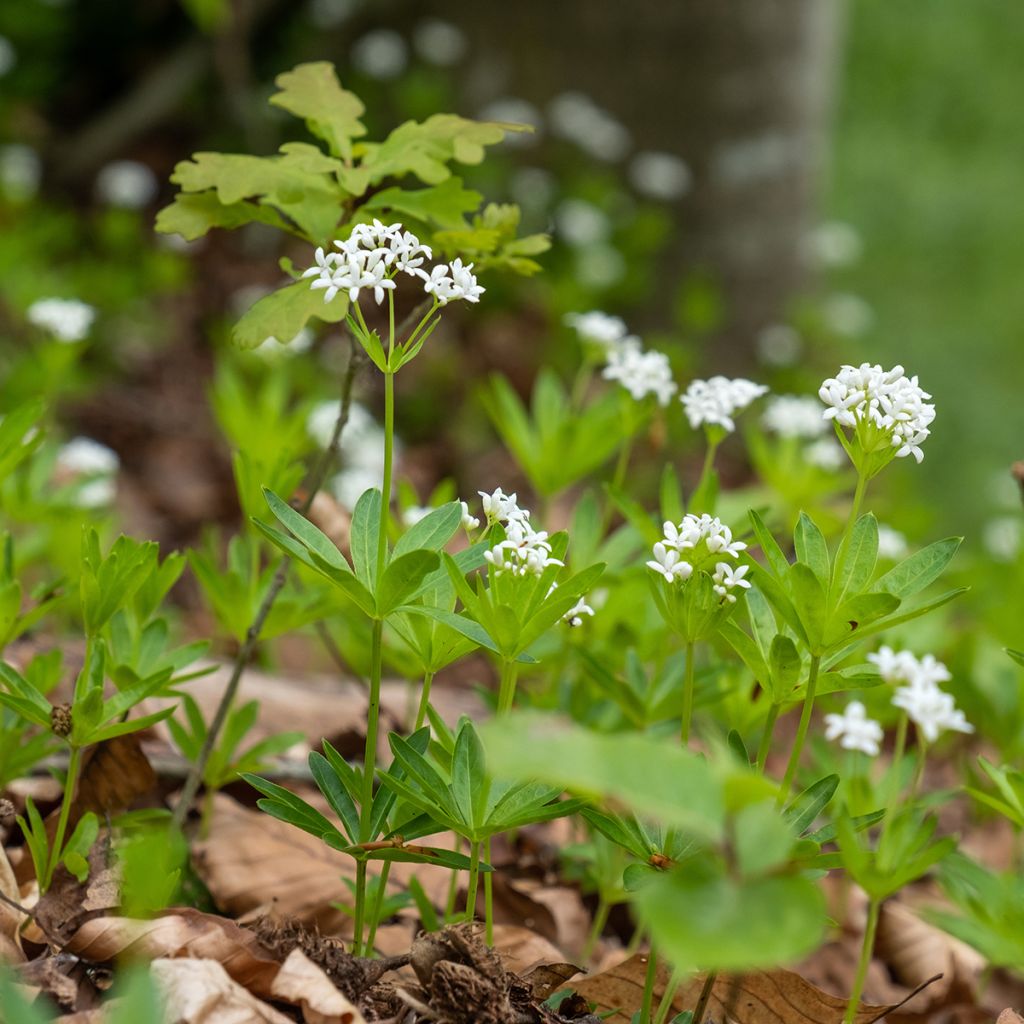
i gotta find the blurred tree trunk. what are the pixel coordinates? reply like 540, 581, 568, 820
458, 0, 846, 362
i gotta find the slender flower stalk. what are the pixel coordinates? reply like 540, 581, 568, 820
363, 861, 392, 955
778, 654, 821, 805
844, 897, 881, 1024
465, 840, 482, 922
756, 702, 781, 772
681, 641, 696, 745
483, 837, 494, 945
638, 949, 659, 1024
413, 670, 435, 732
43, 745, 82, 890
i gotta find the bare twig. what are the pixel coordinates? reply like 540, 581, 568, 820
0, 889, 35, 921
170, 340, 363, 830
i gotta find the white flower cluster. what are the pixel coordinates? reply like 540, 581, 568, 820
56, 437, 119, 508
680, 376, 768, 433
303, 220, 483, 307
563, 595, 595, 628
308, 402, 395, 510
824, 701, 884, 756
601, 341, 677, 407
819, 363, 935, 463
95, 160, 158, 209
761, 395, 829, 440
477, 488, 563, 579
563, 310, 630, 349
27, 298, 96, 343
647, 514, 750, 602
867, 645, 973, 744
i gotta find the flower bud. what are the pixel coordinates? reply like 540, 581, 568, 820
51, 702, 73, 738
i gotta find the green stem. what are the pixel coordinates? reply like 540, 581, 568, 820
654, 969, 683, 1024
413, 670, 434, 732
352, 859, 367, 957
878, 713, 908, 852
465, 840, 482, 922
377, 372, 394, 578
843, 898, 880, 1024
43, 745, 82, 891
582, 896, 610, 962
831, 471, 868, 591
497, 659, 519, 714
364, 861, 391, 957
681, 640, 696, 745
445, 834, 461, 921
756, 702, 781, 772
692, 970, 717, 1024
691, 437, 721, 513
483, 837, 494, 945
911, 734, 927, 801
639, 947, 658, 1024
778, 654, 821, 805
359, 619, 384, 841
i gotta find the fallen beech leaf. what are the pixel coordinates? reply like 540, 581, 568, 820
270, 948, 367, 1024
150, 957, 293, 1023
997, 1011, 1024, 1024
522, 960, 583, 1001
1, 842, 25, 962
876, 900, 983, 1006
63, 909, 281, 999
491, 923, 568, 976
33, 843, 121, 946
572, 954, 901, 1023
74, 735, 159, 826
18, 954, 81, 1011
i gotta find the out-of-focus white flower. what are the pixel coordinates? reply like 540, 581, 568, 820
761, 395, 829, 439
478, 487, 529, 526
548, 91, 630, 162
818, 363, 935, 464
485, 517, 562, 578
403, 505, 432, 527
252, 327, 315, 360
308, 0, 357, 29
331, 467, 381, 510
804, 438, 845, 470
351, 29, 408, 79
0, 144, 41, 200
892, 677, 973, 743
56, 437, 120, 509
712, 562, 751, 603
648, 514, 746, 590
0, 36, 16, 77
478, 98, 543, 147
601, 341, 677, 406
555, 198, 610, 247
509, 166, 555, 209
413, 19, 467, 66
983, 516, 1022, 562
806, 222, 863, 268
27, 298, 96, 343
824, 701, 883, 756
564, 311, 630, 350
756, 324, 802, 366
307, 401, 391, 477
460, 500, 480, 531
680, 376, 768, 434
876, 525, 909, 560
628, 151, 691, 201
563, 595, 595, 627
95, 160, 158, 209
867, 645, 917, 685
822, 293, 874, 337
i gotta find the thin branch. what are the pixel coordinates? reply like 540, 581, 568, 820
170, 340, 364, 830
0, 889, 35, 921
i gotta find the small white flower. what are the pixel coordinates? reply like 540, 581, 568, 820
484, 517, 563, 578
628, 151, 691, 201
478, 488, 528, 526
563, 596, 595, 627
27, 298, 96, 343
761, 395, 829, 439
412, 18, 467, 66
460, 500, 480, 531
824, 701, 884, 756
555, 198, 611, 247
602, 341, 677, 406
403, 505, 432, 527
646, 542, 693, 583
95, 160, 158, 209
892, 678, 973, 743
446, 258, 485, 303
806, 222, 863, 268
756, 324, 802, 367
866, 645, 917, 685
876, 525, 909, 560
680, 376, 768, 433
822, 293, 874, 337
564, 311, 630, 350
56, 437, 119, 509
711, 561, 751, 603
804, 438, 845, 470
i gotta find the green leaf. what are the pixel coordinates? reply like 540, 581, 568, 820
794, 513, 829, 585
243, 773, 347, 845
872, 537, 961, 599
361, 177, 483, 230
480, 713, 724, 842
269, 62, 366, 160
783, 775, 839, 836
233, 280, 348, 350
835, 514, 878, 604
748, 510, 790, 579
768, 635, 801, 702
393, 502, 462, 558
635, 859, 825, 970
155, 192, 288, 241
264, 489, 349, 572
788, 563, 827, 651
734, 800, 797, 878
451, 721, 488, 830
309, 751, 360, 842
377, 551, 440, 617
1008, 649, 1024, 669
350, 488, 382, 588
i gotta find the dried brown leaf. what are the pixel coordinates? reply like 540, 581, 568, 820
572, 954, 901, 1024
150, 957, 293, 1023
490, 923, 568, 976
74, 735, 159, 826
270, 948, 367, 1024
997, 1010, 1024, 1024
1, 842, 25, 962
